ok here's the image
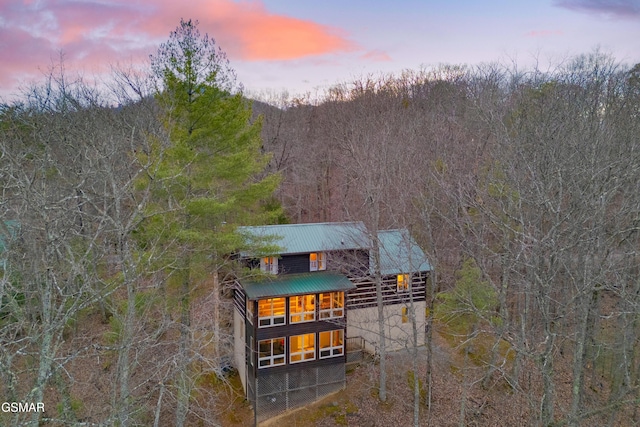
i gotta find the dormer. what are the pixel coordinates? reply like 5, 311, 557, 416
259, 256, 278, 274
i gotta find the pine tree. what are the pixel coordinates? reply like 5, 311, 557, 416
144, 19, 281, 426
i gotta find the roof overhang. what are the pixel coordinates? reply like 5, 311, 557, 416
241, 272, 355, 300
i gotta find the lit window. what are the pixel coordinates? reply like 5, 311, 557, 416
309, 252, 326, 271
258, 298, 286, 327
260, 257, 278, 274
401, 307, 408, 323
258, 337, 286, 368
290, 333, 315, 363
397, 274, 410, 292
319, 292, 344, 319
290, 295, 315, 323
319, 330, 344, 358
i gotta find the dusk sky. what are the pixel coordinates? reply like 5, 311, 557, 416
1, 0, 639, 101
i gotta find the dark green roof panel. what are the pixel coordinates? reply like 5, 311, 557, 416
377, 229, 432, 275
242, 272, 355, 300
238, 222, 370, 255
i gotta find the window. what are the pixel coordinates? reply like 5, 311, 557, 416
319, 292, 344, 319
260, 257, 278, 274
397, 274, 410, 292
258, 338, 285, 368
258, 298, 286, 327
246, 298, 254, 324
319, 330, 344, 358
250, 337, 254, 366
401, 307, 408, 323
290, 294, 315, 323
290, 333, 315, 363
309, 252, 326, 271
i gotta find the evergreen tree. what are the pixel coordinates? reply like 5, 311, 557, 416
144, 19, 281, 426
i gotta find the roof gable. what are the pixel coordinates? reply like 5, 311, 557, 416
377, 229, 432, 275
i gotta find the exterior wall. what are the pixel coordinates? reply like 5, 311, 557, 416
243, 292, 348, 422
233, 309, 247, 392
279, 253, 311, 274
327, 249, 370, 276
347, 301, 427, 353
347, 273, 428, 309
244, 249, 370, 277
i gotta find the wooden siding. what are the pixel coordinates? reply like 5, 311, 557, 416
279, 254, 311, 274
236, 269, 430, 313
232, 280, 246, 317
346, 272, 429, 309
328, 249, 370, 276
241, 249, 370, 276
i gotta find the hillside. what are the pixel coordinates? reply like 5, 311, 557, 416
2, 51, 640, 426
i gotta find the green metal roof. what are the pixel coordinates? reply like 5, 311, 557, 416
237, 221, 432, 276
242, 272, 355, 300
238, 222, 370, 255
377, 229, 432, 275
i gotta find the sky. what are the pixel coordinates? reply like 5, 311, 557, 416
1, 0, 639, 101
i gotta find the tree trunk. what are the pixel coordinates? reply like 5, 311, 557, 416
373, 241, 387, 402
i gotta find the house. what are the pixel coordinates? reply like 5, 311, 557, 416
232, 222, 432, 422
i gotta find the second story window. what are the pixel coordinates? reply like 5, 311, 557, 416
397, 274, 410, 292
258, 298, 285, 327
290, 333, 315, 363
319, 292, 344, 319
309, 252, 326, 271
290, 295, 316, 323
260, 257, 278, 274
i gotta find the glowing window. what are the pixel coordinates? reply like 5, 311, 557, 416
290, 333, 315, 363
402, 307, 408, 323
260, 257, 278, 274
319, 292, 344, 319
319, 330, 344, 358
397, 274, 410, 292
258, 338, 285, 368
290, 295, 315, 323
258, 298, 286, 327
309, 252, 326, 271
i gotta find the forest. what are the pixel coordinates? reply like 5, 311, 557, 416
1, 19, 640, 426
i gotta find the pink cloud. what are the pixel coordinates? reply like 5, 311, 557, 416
138, 0, 357, 60
361, 49, 392, 62
0, 0, 357, 99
